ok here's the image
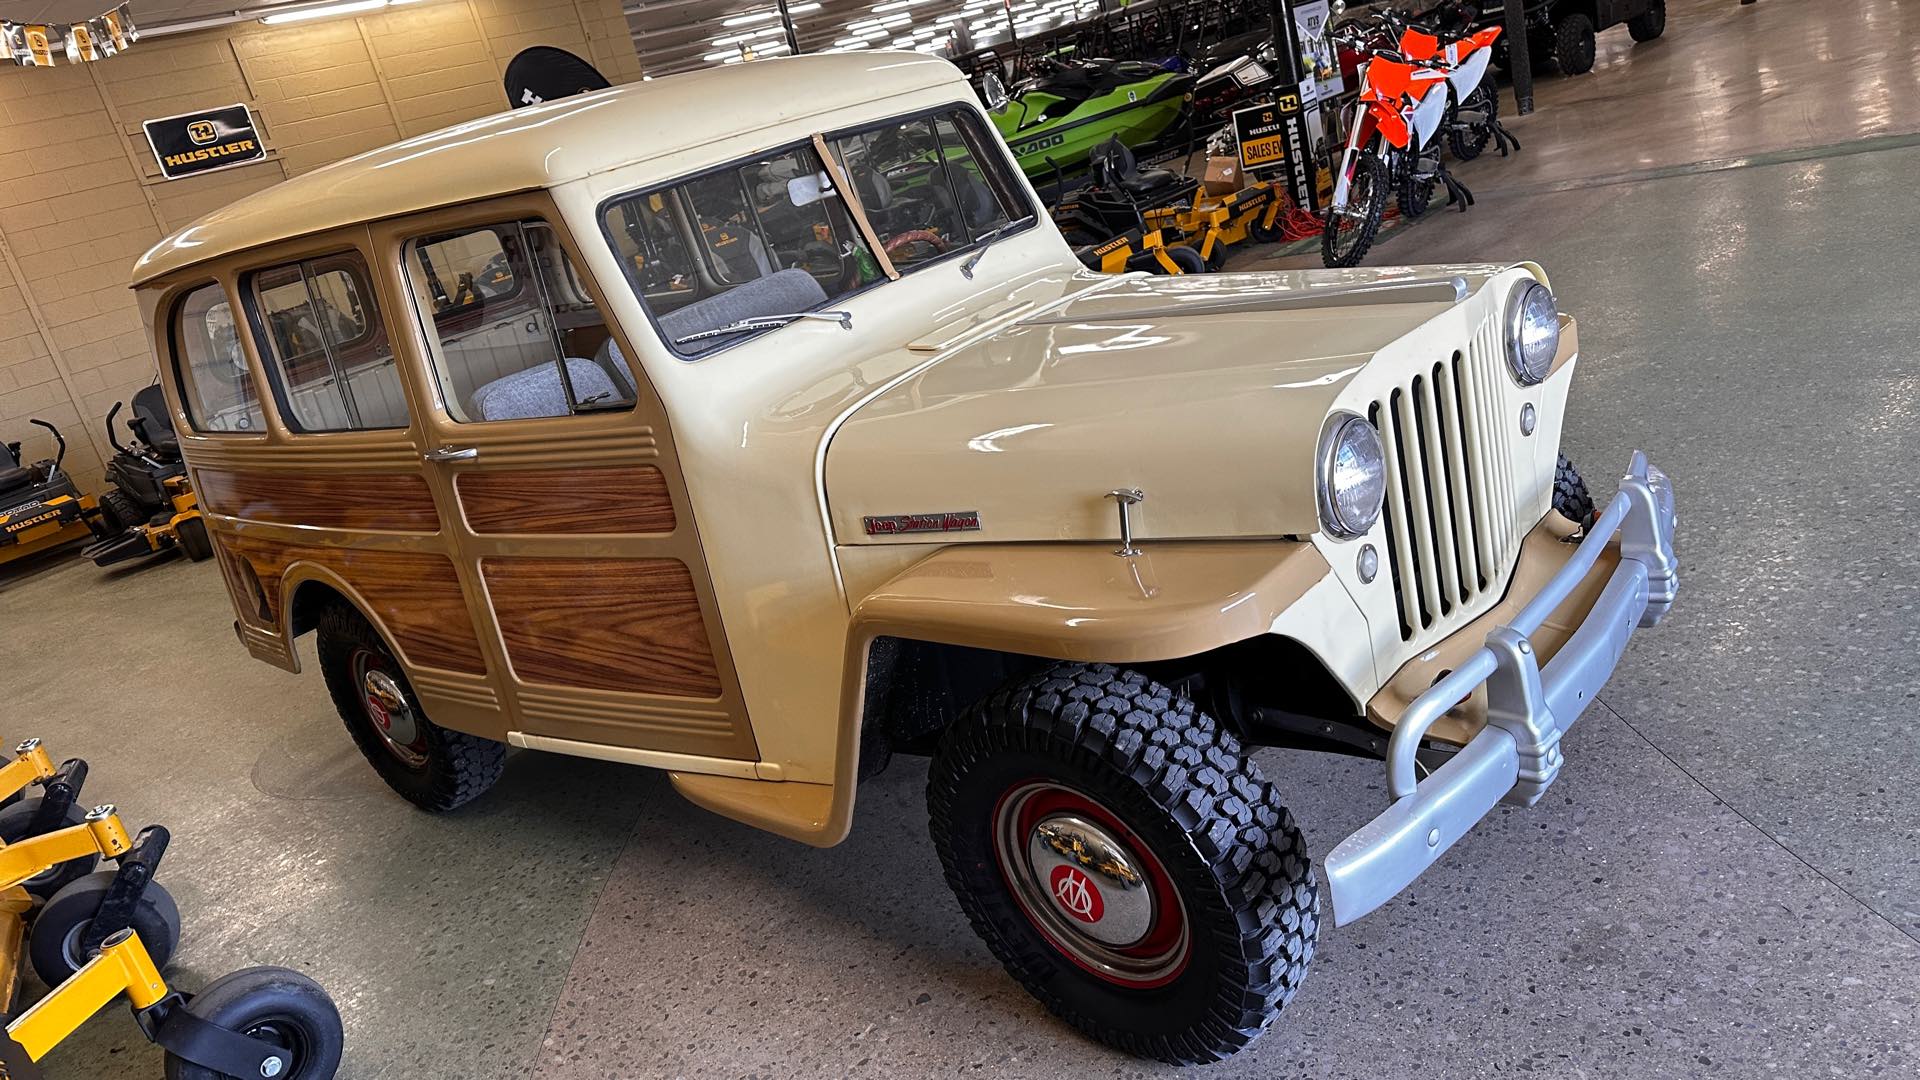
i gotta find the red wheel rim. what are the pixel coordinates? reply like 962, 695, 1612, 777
991, 780, 1189, 988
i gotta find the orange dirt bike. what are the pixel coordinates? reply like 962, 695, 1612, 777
1320, 9, 1512, 267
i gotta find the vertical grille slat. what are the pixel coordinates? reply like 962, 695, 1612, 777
1370, 313, 1524, 642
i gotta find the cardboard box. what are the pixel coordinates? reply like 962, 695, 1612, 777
1203, 156, 1241, 195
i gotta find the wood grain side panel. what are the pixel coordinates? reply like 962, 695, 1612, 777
482, 557, 723, 698
197, 469, 440, 532
219, 535, 487, 675
458, 466, 676, 535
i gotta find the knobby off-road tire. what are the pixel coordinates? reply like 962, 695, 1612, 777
1554, 14, 1598, 75
1397, 153, 1437, 219
1628, 0, 1667, 42
1322, 150, 1388, 268
317, 603, 505, 812
1554, 453, 1596, 525
928, 663, 1319, 1065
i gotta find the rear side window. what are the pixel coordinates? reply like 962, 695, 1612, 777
246, 252, 409, 432
405, 219, 636, 423
172, 283, 264, 434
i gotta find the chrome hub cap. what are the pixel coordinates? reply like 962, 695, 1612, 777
994, 781, 1189, 987
353, 653, 428, 768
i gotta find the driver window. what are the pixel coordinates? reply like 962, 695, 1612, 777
406, 219, 637, 423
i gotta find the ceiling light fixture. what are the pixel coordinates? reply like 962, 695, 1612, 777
720, 10, 780, 26
259, 0, 387, 24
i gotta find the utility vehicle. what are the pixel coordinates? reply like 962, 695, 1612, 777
130, 53, 1679, 1064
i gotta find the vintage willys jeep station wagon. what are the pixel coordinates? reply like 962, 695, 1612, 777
130, 54, 1678, 1063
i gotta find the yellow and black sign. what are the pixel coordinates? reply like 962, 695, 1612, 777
142, 104, 265, 181
1231, 91, 1318, 213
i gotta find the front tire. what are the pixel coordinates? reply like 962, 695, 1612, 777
1321, 149, 1388, 268
175, 517, 213, 561
1449, 83, 1498, 161
1628, 0, 1667, 41
163, 967, 344, 1080
1554, 453, 1597, 526
928, 664, 1318, 1064
0, 799, 96, 899
317, 603, 505, 812
30, 872, 182, 988
1554, 15, 1597, 75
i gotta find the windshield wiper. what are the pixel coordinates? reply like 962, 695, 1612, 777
672, 310, 853, 345
960, 216, 1037, 280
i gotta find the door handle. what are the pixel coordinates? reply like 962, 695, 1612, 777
423, 446, 479, 463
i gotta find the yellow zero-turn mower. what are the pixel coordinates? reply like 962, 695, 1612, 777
1072, 227, 1208, 275
0, 421, 108, 570
0, 741, 344, 1079
83, 387, 211, 568
1142, 179, 1288, 271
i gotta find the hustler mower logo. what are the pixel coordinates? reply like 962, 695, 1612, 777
143, 104, 265, 181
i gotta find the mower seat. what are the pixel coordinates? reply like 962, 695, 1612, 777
0, 441, 31, 497
130, 385, 181, 459
1092, 138, 1195, 204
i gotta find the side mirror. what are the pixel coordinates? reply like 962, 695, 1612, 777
981, 72, 1010, 114
1331, 0, 1346, 14
787, 171, 834, 208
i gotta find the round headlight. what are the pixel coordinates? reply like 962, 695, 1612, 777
1505, 281, 1559, 386
1318, 414, 1386, 540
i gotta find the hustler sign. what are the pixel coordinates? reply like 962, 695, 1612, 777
143, 104, 265, 181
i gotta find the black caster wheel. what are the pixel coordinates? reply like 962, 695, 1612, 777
163, 967, 344, 1080
29, 872, 181, 988
0, 798, 98, 900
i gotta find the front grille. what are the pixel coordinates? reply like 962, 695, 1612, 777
1369, 319, 1520, 640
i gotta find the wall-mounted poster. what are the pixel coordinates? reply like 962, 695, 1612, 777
143, 104, 267, 181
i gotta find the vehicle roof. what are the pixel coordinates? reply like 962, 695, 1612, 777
131, 52, 969, 286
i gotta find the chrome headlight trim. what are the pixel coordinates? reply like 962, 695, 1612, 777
1504, 280, 1559, 387
1317, 412, 1386, 541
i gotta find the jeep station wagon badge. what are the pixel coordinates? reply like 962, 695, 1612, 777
129, 52, 1679, 1066
862, 511, 982, 536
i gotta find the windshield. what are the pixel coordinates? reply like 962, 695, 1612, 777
601, 105, 1032, 359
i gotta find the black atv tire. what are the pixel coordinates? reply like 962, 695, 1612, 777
30, 872, 182, 988
0, 799, 96, 899
1554, 15, 1597, 75
1554, 453, 1596, 526
175, 516, 213, 561
928, 663, 1319, 1065
164, 967, 344, 1080
1449, 83, 1497, 162
1164, 246, 1207, 275
100, 489, 144, 535
1322, 150, 1388, 268
1628, 0, 1666, 42
317, 603, 505, 812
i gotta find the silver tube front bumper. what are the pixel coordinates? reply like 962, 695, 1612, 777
1323, 452, 1679, 926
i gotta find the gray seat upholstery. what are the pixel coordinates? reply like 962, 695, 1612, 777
659, 268, 829, 357
470, 358, 619, 422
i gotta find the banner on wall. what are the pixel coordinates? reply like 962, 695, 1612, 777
144, 103, 266, 181
4, 3, 138, 66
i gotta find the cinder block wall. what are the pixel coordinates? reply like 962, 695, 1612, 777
0, 0, 642, 485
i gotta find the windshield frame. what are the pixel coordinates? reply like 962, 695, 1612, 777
595, 99, 1038, 364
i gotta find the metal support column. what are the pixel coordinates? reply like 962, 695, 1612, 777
776, 0, 801, 54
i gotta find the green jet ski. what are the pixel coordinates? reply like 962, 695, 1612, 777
988, 56, 1195, 180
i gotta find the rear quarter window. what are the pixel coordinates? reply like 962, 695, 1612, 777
171, 282, 265, 434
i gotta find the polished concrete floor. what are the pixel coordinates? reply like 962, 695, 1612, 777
5, 0, 1920, 1076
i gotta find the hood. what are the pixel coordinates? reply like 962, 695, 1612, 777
825, 265, 1513, 546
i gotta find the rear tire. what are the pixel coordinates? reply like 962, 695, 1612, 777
100, 489, 143, 535
175, 517, 213, 561
1628, 0, 1666, 41
928, 663, 1318, 1064
1554, 15, 1597, 75
0, 799, 95, 899
163, 967, 344, 1080
1321, 150, 1388, 268
317, 603, 505, 812
1397, 155, 1436, 219
30, 872, 182, 988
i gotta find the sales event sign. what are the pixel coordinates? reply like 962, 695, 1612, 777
1231, 92, 1318, 212
143, 104, 264, 180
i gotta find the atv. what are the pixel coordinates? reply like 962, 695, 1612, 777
82, 384, 213, 567
0, 419, 105, 569
988, 55, 1194, 181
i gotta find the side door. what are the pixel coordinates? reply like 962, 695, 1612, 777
368, 194, 756, 768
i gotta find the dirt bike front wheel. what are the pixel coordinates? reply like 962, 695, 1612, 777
1449, 83, 1497, 161
1321, 150, 1389, 268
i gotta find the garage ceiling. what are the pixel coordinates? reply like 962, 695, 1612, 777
10, 0, 241, 23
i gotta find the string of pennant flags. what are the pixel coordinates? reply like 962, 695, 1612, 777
3, 3, 139, 67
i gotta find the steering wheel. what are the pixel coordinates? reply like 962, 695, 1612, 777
883, 229, 952, 264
